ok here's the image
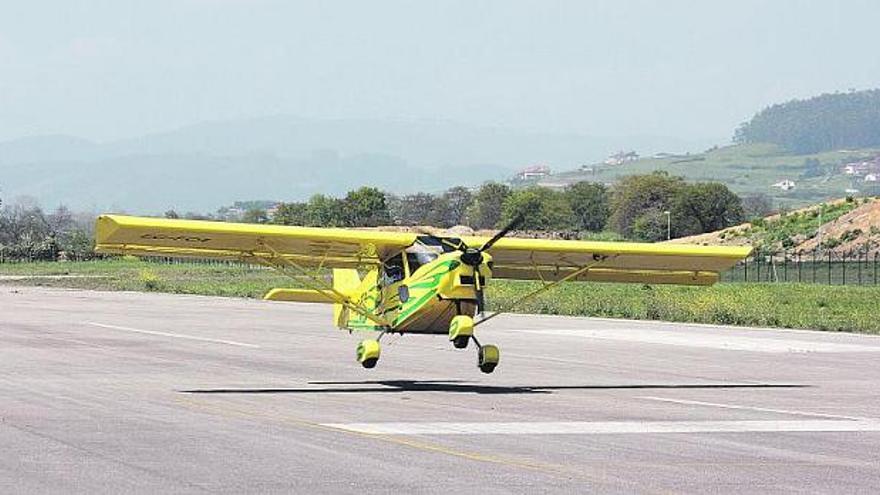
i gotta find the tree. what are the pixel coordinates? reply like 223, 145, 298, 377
631, 209, 669, 242
672, 182, 744, 236
609, 172, 684, 238
305, 194, 346, 227
741, 194, 774, 219
500, 187, 573, 230
272, 202, 308, 225
342, 187, 390, 227
565, 181, 609, 232
164, 209, 180, 219
438, 186, 473, 227
388, 193, 442, 226
734, 89, 880, 153
468, 182, 510, 229
242, 208, 268, 224
0, 197, 56, 260
183, 212, 213, 220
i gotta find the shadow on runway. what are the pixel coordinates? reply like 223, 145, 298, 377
180, 380, 808, 395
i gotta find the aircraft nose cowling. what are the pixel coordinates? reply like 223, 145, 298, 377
460, 249, 483, 267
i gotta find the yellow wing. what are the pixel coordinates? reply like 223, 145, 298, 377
461, 236, 751, 286
94, 215, 417, 268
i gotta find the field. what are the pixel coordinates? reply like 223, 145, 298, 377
541, 143, 880, 208
3, 258, 880, 334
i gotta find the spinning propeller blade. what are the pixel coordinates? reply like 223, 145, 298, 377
480, 213, 525, 252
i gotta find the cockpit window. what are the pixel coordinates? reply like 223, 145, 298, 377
406, 251, 437, 274
415, 235, 463, 253
382, 253, 405, 285
401, 236, 461, 275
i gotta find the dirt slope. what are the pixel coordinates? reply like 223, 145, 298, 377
669, 198, 880, 255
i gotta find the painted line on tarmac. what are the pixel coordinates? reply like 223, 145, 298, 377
84, 322, 260, 348
638, 396, 874, 421
321, 420, 880, 435
514, 328, 880, 353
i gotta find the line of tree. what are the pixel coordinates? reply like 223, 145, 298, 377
0, 197, 95, 262
266, 173, 745, 242
0, 173, 748, 263
734, 89, 880, 153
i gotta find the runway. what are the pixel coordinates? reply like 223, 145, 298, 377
2, 286, 880, 493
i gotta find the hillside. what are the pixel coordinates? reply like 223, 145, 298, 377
0, 116, 712, 214
668, 197, 880, 256
734, 89, 880, 153
539, 143, 880, 208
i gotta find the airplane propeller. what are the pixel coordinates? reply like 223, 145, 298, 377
422, 214, 525, 314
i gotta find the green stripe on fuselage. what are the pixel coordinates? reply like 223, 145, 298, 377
394, 259, 458, 325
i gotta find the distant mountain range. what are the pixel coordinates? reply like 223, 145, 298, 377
0, 116, 718, 213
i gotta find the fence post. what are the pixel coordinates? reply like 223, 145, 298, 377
858, 247, 863, 285
842, 250, 847, 285
756, 254, 761, 282
783, 251, 789, 282
797, 251, 802, 283
828, 251, 833, 285
813, 249, 817, 283
744, 256, 748, 282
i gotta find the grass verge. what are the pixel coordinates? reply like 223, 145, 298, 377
3, 259, 879, 334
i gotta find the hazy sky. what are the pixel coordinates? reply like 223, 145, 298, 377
1, 0, 878, 143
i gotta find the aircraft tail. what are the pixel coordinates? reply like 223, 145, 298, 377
332, 268, 362, 327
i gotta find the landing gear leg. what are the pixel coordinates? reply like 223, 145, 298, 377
471, 335, 500, 374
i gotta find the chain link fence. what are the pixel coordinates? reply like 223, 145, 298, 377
721, 248, 880, 285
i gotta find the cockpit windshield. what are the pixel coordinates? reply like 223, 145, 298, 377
405, 236, 463, 274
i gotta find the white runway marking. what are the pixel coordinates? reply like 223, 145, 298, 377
322, 420, 880, 435
515, 328, 880, 353
84, 322, 260, 348
639, 397, 873, 421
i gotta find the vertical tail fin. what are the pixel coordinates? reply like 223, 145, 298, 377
332, 268, 362, 327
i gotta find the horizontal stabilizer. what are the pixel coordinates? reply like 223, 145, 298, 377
263, 288, 334, 303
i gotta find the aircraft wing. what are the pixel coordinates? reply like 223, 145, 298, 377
461, 236, 751, 286
94, 215, 417, 268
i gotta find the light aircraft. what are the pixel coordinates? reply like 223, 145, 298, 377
95, 215, 750, 373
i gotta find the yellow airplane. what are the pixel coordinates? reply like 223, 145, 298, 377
95, 214, 750, 373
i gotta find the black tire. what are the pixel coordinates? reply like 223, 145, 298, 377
479, 363, 497, 374
453, 336, 469, 349
361, 357, 378, 369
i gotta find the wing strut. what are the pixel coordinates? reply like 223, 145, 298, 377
475, 255, 611, 327
247, 240, 392, 328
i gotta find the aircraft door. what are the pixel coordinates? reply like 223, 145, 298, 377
379, 252, 406, 318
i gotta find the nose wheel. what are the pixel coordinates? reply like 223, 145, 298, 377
356, 338, 381, 369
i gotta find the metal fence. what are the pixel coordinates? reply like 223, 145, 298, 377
721, 249, 880, 285
4, 247, 879, 286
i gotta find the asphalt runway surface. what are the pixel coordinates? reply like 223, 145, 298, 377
3, 286, 880, 494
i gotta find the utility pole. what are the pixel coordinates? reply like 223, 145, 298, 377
664, 210, 671, 240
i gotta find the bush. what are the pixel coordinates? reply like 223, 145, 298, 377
138, 269, 161, 291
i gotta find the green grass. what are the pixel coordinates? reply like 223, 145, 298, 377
488, 281, 880, 334
0, 258, 294, 298
4, 258, 880, 334
546, 143, 880, 208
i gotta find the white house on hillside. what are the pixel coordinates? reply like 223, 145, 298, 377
772, 179, 796, 191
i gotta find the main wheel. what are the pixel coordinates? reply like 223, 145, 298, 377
478, 344, 500, 374
449, 315, 474, 349
356, 339, 381, 369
